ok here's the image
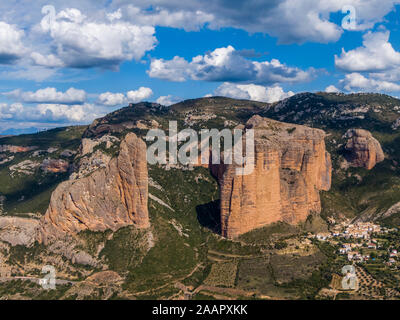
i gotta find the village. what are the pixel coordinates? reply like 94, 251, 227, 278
312, 221, 400, 267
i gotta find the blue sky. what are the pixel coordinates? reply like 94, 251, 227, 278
0, 0, 400, 133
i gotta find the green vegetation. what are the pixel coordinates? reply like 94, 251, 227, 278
100, 226, 150, 273
77, 229, 112, 257
0, 126, 86, 215
204, 261, 238, 287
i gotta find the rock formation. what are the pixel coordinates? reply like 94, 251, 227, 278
215, 115, 332, 239
38, 132, 149, 244
343, 129, 384, 170
0, 217, 39, 246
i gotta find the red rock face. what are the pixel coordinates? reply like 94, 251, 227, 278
38, 133, 149, 243
215, 116, 332, 239
344, 129, 384, 170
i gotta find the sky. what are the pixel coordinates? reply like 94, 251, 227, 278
0, 0, 400, 133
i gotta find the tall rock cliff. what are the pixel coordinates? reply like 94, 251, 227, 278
344, 129, 384, 170
38, 132, 149, 244
216, 115, 332, 239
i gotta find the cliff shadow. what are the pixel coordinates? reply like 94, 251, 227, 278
196, 200, 221, 234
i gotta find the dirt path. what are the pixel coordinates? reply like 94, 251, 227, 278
207, 249, 262, 259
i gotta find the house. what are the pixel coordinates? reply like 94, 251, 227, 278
347, 251, 361, 261
316, 233, 330, 241
368, 243, 377, 249
347, 252, 355, 260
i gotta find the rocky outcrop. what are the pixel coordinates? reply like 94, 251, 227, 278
0, 217, 39, 246
9, 160, 40, 176
38, 132, 149, 244
344, 129, 384, 170
80, 135, 120, 156
216, 115, 332, 239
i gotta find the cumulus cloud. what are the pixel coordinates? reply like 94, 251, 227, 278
30, 52, 65, 68
149, 56, 189, 82
4, 87, 87, 104
127, 87, 153, 103
335, 31, 400, 72
148, 46, 312, 85
334, 31, 400, 93
325, 85, 340, 93
213, 82, 295, 103
113, 0, 400, 44
123, 5, 214, 31
35, 8, 157, 69
0, 21, 26, 64
156, 95, 181, 106
36, 103, 99, 122
98, 92, 126, 106
0, 102, 23, 119
339, 73, 400, 92
98, 87, 153, 106
0, 101, 100, 123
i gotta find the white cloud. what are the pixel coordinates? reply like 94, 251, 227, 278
335, 31, 400, 72
156, 95, 180, 106
148, 46, 312, 85
36, 103, 99, 122
325, 85, 340, 93
0, 102, 23, 119
4, 87, 87, 104
127, 87, 153, 103
339, 73, 400, 92
148, 56, 189, 82
213, 82, 295, 103
0, 21, 26, 64
335, 31, 400, 94
98, 92, 126, 106
0, 101, 100, 123
107, 9, 123, 22
123, 5, 214, 31
98, 87, 153, 106
112, 0, 400, 44
30, 52, 65, 68
35, 8, 157, 69
370, 67, 400, 82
